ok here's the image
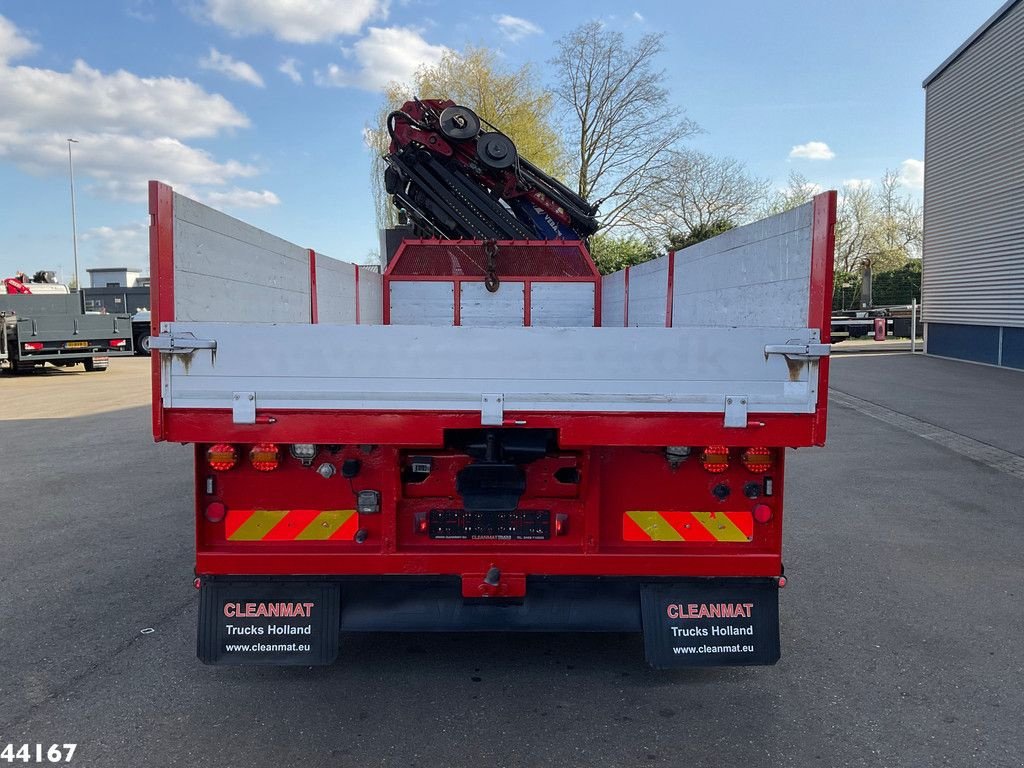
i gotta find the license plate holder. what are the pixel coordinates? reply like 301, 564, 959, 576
429, 509, 550, 540
640, 579, 780, 668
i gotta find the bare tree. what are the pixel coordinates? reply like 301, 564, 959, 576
872, 170, 922, 268
764, 170, 821, 215
834, 182, 875, 274
550, 22, 699, 230
645, 150, 770, 242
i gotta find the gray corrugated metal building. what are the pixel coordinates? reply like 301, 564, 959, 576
922, 0, 1024, 368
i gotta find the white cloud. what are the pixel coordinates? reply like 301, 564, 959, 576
899, 158, 924, 189
202, 0, 389, 43
0, 15, 275, 208
494, 15, 542, 42
316, 26, 449, 91
0, 58, 248, 138
0, 130, 259, 202
279, 57, 302, 84
82, 223, 148, 264
789, 141, 835, 161
199, 47, 265, 87
633, 11, 645, 22
0, 14, 37, 62
843, 178, 872, 190
201, 187, 281, 208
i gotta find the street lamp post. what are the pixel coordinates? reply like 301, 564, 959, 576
67, 138, 80, 293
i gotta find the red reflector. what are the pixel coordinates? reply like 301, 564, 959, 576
206, 443, 237, 471
249, 443, 280, 471
753, 504, 773, 524
23, 342, 43, 351
205, 501, 226, 523
741, 447, 774, 473
702, 445, 730, 473
110, 338, 127, 348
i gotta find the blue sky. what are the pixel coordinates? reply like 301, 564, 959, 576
0, 0, 1003, 281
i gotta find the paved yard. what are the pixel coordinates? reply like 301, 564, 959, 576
1, 354, 1021, 767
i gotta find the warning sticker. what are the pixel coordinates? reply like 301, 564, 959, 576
640, 580, 780, 668
198, 581, 340, 665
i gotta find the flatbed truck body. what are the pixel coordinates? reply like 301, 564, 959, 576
149, 181, 835, 668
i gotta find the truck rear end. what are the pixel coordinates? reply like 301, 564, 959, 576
150, 181, 835, 668
1, 292, 133, 373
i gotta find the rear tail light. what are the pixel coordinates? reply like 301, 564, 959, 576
22, 342, 43, 351
741, 447, 774, 473
204, 501, 226, 523
554, 513, 569, 536
206, 443, 237, 471
249, 443, 281, 471
701, 445, 730, 473
110, 339, 127, 348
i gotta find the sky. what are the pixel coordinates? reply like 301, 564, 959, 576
0, 0, 1005, 282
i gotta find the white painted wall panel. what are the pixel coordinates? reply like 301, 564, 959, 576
460, 281, 525, 326
626, 257, 670, 327
530, 283, 595, 327
923, 0, 1024, 327
314, 253, 357, 325
601, 270, 625, 327
358, 268, 383, 325
172, 193, 310, 323
389, 281, 454, 325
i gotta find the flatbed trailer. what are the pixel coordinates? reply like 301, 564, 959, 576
149, 181, 835, 668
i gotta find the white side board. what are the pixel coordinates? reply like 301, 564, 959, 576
173, 193, 311, 323
600, 201, 815, 328
314, 252, 357, 324
160, 322, 821, 416
171, 191, 379, 324
673, 202, 813, 328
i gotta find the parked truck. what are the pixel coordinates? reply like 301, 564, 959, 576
150, 102, 835, 668
1, 279, 133, 373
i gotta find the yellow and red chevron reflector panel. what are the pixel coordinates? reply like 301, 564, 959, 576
623, 511, 754, 543
225, 509, 357, 542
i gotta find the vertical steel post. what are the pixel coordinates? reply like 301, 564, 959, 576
911, 298, 918, 353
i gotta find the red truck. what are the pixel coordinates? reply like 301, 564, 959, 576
149, 104, 834, 668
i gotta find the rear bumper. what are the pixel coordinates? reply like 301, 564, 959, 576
18, 348, 132, 362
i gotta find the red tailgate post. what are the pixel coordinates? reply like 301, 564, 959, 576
809, 191, 837, 446
148, 181, 174, 442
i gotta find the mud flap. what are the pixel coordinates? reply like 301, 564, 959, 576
198, 580, 340, 665
640, 579, 780, 668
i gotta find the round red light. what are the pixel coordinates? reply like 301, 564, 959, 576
249, 442, 281, 471
753, 504, 773, 524
741, 447, 773, 473
204, 501, 226, 523
206, 443, 237, 471
702, 445, 730, 473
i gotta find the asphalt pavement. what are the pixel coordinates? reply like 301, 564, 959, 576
1, 354, 1021, 767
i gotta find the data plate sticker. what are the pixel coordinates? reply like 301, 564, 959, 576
198, 580, 340, 665
641, 580, 780, 668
